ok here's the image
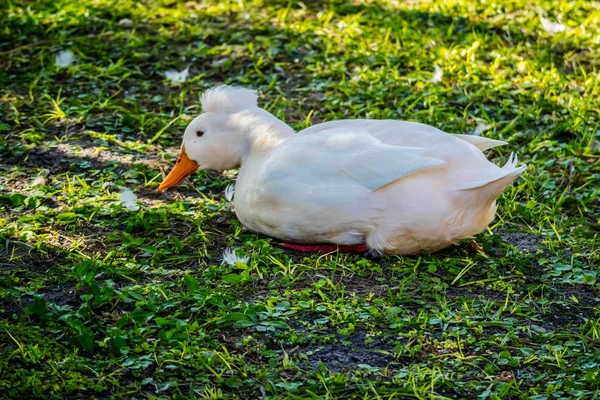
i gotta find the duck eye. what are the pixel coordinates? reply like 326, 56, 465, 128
196, 130, 204, 137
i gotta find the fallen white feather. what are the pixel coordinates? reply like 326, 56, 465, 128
212, 58, 228, 67
222, 248, 249, 266
541, 17, 565, 35
55, 50, 75, 67
118, 18, 134, 26
224, 184, 235, 203
119, 188, 139, 211
32, 176, 46, 186
431, 65, 443, 84
165, 67, 189, 84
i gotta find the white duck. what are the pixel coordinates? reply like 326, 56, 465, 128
160, 85, 525, 255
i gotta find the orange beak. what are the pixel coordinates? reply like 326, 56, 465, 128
159, 145, 199, 192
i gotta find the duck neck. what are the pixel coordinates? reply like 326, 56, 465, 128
236, 109, 295, 163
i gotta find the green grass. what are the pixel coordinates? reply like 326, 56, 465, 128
1, 0, 599, 398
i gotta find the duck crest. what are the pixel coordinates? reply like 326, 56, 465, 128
200, 85, 258, 114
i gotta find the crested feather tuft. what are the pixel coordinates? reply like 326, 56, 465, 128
200, 85, 258, 114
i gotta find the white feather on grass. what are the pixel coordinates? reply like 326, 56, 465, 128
431, 65, 443, 84
118, 18, 134, 26
541, 17, 566, 35
32, 176, 46, 186
221, 248, 249, 266
224, 184, 235, 203
212, 58, 228, 67
55, 50, 75, 67
165, 66, 190, 84
119, 188, 139, 211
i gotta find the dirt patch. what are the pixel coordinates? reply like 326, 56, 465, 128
1, 146, 89, 175
338, 275, 390, 297
302, 330, 396, 372
0, 299, 25, 319
134, 178, 217, 204
544, 284, 600, 325
288, 272, 389, 298
522, 313, 585, 334
549, 284, 600, 307
304, 344, 393, 371
201, 326, 398, 374
545, 313, 584, 329
500, 232, 544, 252
0, 283, 80, 320
0, 241, 67, 274
0, 140, 166, 177
50, 222, 115, 256
40, 283, 81, 308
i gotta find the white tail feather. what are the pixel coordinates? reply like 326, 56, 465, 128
452, 134, 508, 151
459, 153, 525, 191
460, 165, 525, 209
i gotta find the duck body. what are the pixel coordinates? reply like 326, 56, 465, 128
235, 118, 523, 254
160, 86, 525, 255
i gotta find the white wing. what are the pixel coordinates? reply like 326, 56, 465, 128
298, 119, 522, 192
300, 119, 506, 157
272, 128, 445, 191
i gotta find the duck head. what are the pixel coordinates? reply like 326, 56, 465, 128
159, 85, 293, 192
